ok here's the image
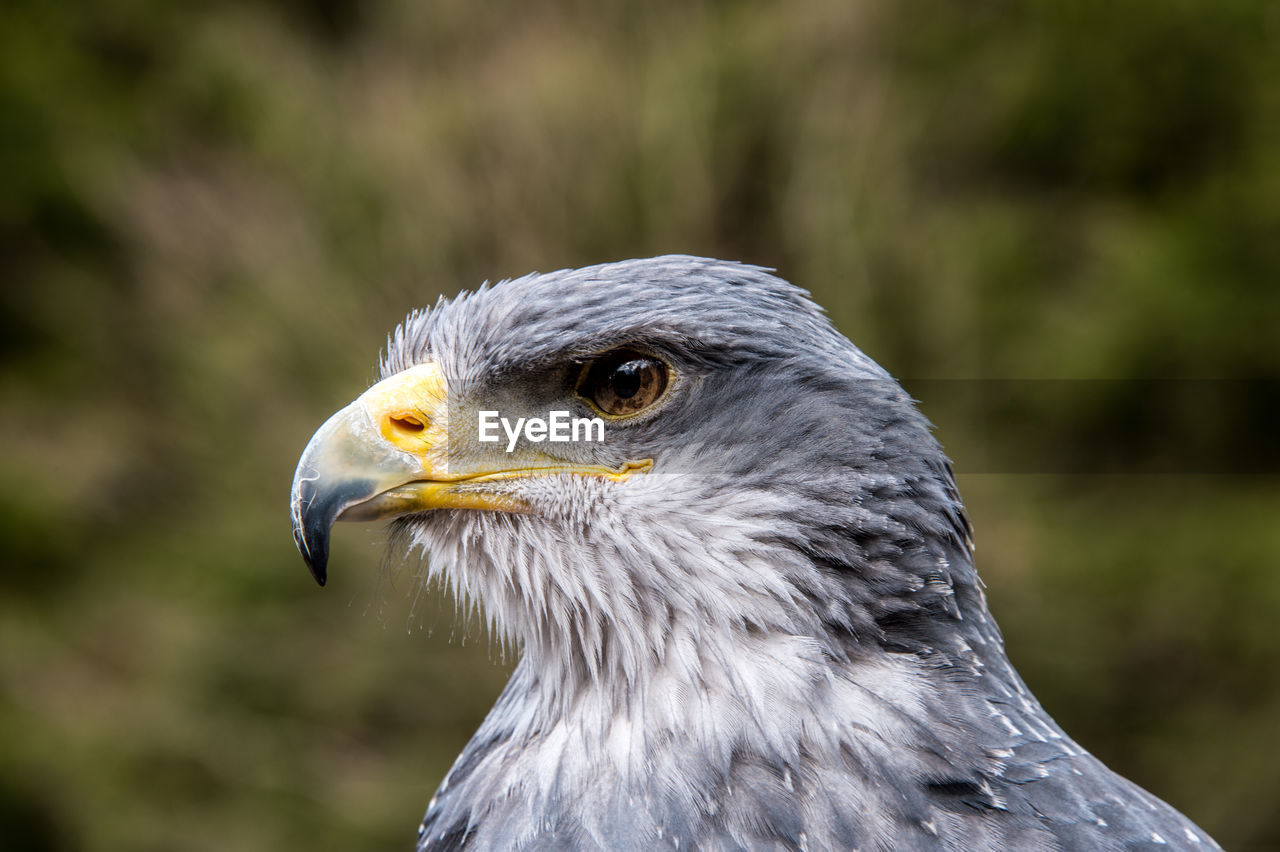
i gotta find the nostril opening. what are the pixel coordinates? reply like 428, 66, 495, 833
390, 414, 426, 433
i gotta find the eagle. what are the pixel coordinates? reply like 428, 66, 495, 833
290, 256, 1219, 851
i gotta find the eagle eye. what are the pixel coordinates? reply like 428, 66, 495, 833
578, 349, 669, 417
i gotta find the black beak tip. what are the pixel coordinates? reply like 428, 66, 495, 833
293, 521, 330, 588
292, 476, 374, 591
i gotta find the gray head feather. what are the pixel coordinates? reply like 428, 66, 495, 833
350, 256, 1214, 850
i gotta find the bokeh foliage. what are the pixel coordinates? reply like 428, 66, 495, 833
2, 1, 1278, 849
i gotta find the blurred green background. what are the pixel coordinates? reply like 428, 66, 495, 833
3, 1, 1279, 849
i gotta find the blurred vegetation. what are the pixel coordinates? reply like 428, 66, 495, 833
2, 1, 1278, 849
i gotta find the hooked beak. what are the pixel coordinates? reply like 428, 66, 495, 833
289, 362, 648, 586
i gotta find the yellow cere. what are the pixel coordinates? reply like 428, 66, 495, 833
358, 362, 451, 462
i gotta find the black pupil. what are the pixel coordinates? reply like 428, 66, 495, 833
610, 360, 646, 399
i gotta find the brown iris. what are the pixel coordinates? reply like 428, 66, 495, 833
578, 349, 669, 416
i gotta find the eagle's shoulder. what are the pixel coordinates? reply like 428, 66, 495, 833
418, 665, 1218, 851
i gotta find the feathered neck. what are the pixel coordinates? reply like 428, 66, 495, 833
412, 460, 1010, 738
